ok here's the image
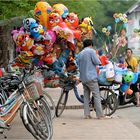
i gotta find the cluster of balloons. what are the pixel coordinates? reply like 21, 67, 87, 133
11, 1, 95, 87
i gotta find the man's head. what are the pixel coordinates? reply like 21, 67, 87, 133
126, 48, 133, 59
83, 39, 93, 48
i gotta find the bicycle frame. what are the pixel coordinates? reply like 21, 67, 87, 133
0, 89, 23, 128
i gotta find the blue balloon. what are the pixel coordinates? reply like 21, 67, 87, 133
115, 18, 120, 23
107, 25, 112, 31
120, 83, 129, 93
131, 73, 138, 84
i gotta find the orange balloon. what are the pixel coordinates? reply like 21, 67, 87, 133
125, 88, 133, 95
48, 13, 63, 30
65, 13, 79, 29
34, 2, 52, 29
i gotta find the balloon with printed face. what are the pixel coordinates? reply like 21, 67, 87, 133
34, 1, 52, 29
16, 51, 33, 67
64, 13, 81, 40
53, 3, 69, 18
123, 71, 134, 83
29, 23, 45, 41
48, 13, 63, 29
79, 17, 93, 40
65, 13, 79, 29
12, 29, 34, 51
23, 18, 36, 31
80, 17, 93, 31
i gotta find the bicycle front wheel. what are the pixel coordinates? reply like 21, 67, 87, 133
100, 87, 118, 116
20, 103, 40, 140
55, 89, 69, 117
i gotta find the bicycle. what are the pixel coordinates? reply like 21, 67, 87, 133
55, 76, 118, 117
0, 68, 53, 140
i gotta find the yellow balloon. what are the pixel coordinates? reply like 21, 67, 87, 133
34, 1, 52, 29
53, 3, 69, 18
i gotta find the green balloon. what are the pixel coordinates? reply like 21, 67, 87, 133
124, 71, 134, 83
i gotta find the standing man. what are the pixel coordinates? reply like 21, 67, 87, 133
78, 39, 111, 119
125, 48, 140, 106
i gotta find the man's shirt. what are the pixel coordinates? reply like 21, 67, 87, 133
78, 47, 101, 83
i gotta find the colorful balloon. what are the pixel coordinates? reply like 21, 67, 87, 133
65, 13, 79, 29
53, 3, 69, 18
48, 13, 63, 29
120, 83, 129, 93
34, 1, 52, 29
11, 28, 34, 51
123, 71, 134, 83
23, 18, 36, 31
46, 30, 56, 47
29, 23, 45, 41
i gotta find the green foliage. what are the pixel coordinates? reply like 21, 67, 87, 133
0, 0, 137, 32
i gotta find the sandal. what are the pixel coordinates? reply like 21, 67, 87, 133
84, 115, 92, 119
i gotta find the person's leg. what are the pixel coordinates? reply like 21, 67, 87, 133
135, 92, 140, 106
86, 81, 103, 118
82, 83, 91, 117
130, 83, 140, 106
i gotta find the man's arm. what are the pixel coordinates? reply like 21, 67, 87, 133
91, 50, 101, 65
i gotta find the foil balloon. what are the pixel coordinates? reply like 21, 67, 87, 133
65, 13, 81, 40
65, 13, 79, 29
48, 13, 75, 44
13, 51, 33, 68
48, 13, 63, 30
29, 23, 45, 41
11, 27, 24, 45
42, 52, 56, 65
79, 17, 94, 40
32, 44, 45, 56
44, 30, 56, 47
20, 34, 34, 51
23, 18, 36, 31
34, 1, 52, 29
12, 28, 34, 51
53, 3, 69, 18
80, 17, 93, 31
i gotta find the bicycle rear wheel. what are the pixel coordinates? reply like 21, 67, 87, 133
21, 100, 52, 140
55, 89, 69, 117
100, 87, 118, 116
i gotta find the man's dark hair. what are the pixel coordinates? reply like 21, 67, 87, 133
126, 48, 133, 53
83, 39, 93, 48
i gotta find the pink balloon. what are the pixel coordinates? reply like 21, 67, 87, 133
44, 30, 56, 47
47, 30, 56, 46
